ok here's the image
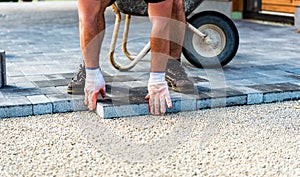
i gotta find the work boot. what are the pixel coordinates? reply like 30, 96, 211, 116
165, 59, 194, 93
67, 64, 86, 95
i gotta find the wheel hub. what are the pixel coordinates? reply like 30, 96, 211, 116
192, 24, 226, 58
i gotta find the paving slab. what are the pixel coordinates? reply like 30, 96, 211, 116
0, 2, 300, 118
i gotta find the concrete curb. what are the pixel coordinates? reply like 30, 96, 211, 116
0, 94, 87, 119
96, 83, 300, 119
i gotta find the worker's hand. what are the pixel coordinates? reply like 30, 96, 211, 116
84, 68, 105, 111
145, 81, 172, 115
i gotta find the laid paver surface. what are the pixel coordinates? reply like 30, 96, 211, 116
1, 2, 300, 118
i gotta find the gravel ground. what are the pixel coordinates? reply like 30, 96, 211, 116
0, 100, 299, 176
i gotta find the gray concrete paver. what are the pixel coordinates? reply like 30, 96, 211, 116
27, 95, 53, 115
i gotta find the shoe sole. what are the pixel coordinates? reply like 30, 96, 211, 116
166, 79, 195, 93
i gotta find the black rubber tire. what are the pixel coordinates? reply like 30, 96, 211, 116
183, 11, 239, 68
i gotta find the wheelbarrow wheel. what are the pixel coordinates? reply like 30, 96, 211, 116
183, 11, 239, 68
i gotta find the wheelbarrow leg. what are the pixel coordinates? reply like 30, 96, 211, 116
109, 4, 121, 68
109, 4, 150, 71
109, 4, 122, 69
122, 14, 137, 61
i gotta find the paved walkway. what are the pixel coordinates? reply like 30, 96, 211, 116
1, 2, 300, 118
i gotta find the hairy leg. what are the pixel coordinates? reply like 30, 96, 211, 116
148, 0, 173, 72
78, 0, 112, 68
169, 0, 186, 59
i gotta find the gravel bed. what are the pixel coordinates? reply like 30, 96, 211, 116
0, 100, 299, 176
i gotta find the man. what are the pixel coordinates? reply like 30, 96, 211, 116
69, 0, 193, 115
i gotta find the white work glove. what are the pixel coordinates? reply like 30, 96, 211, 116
145, 72, 172, 115
84, 68, 106, 111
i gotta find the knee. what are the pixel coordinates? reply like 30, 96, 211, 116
150, 17, 170, 32
79, 14, 98, 29
79, 7, 105, 28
